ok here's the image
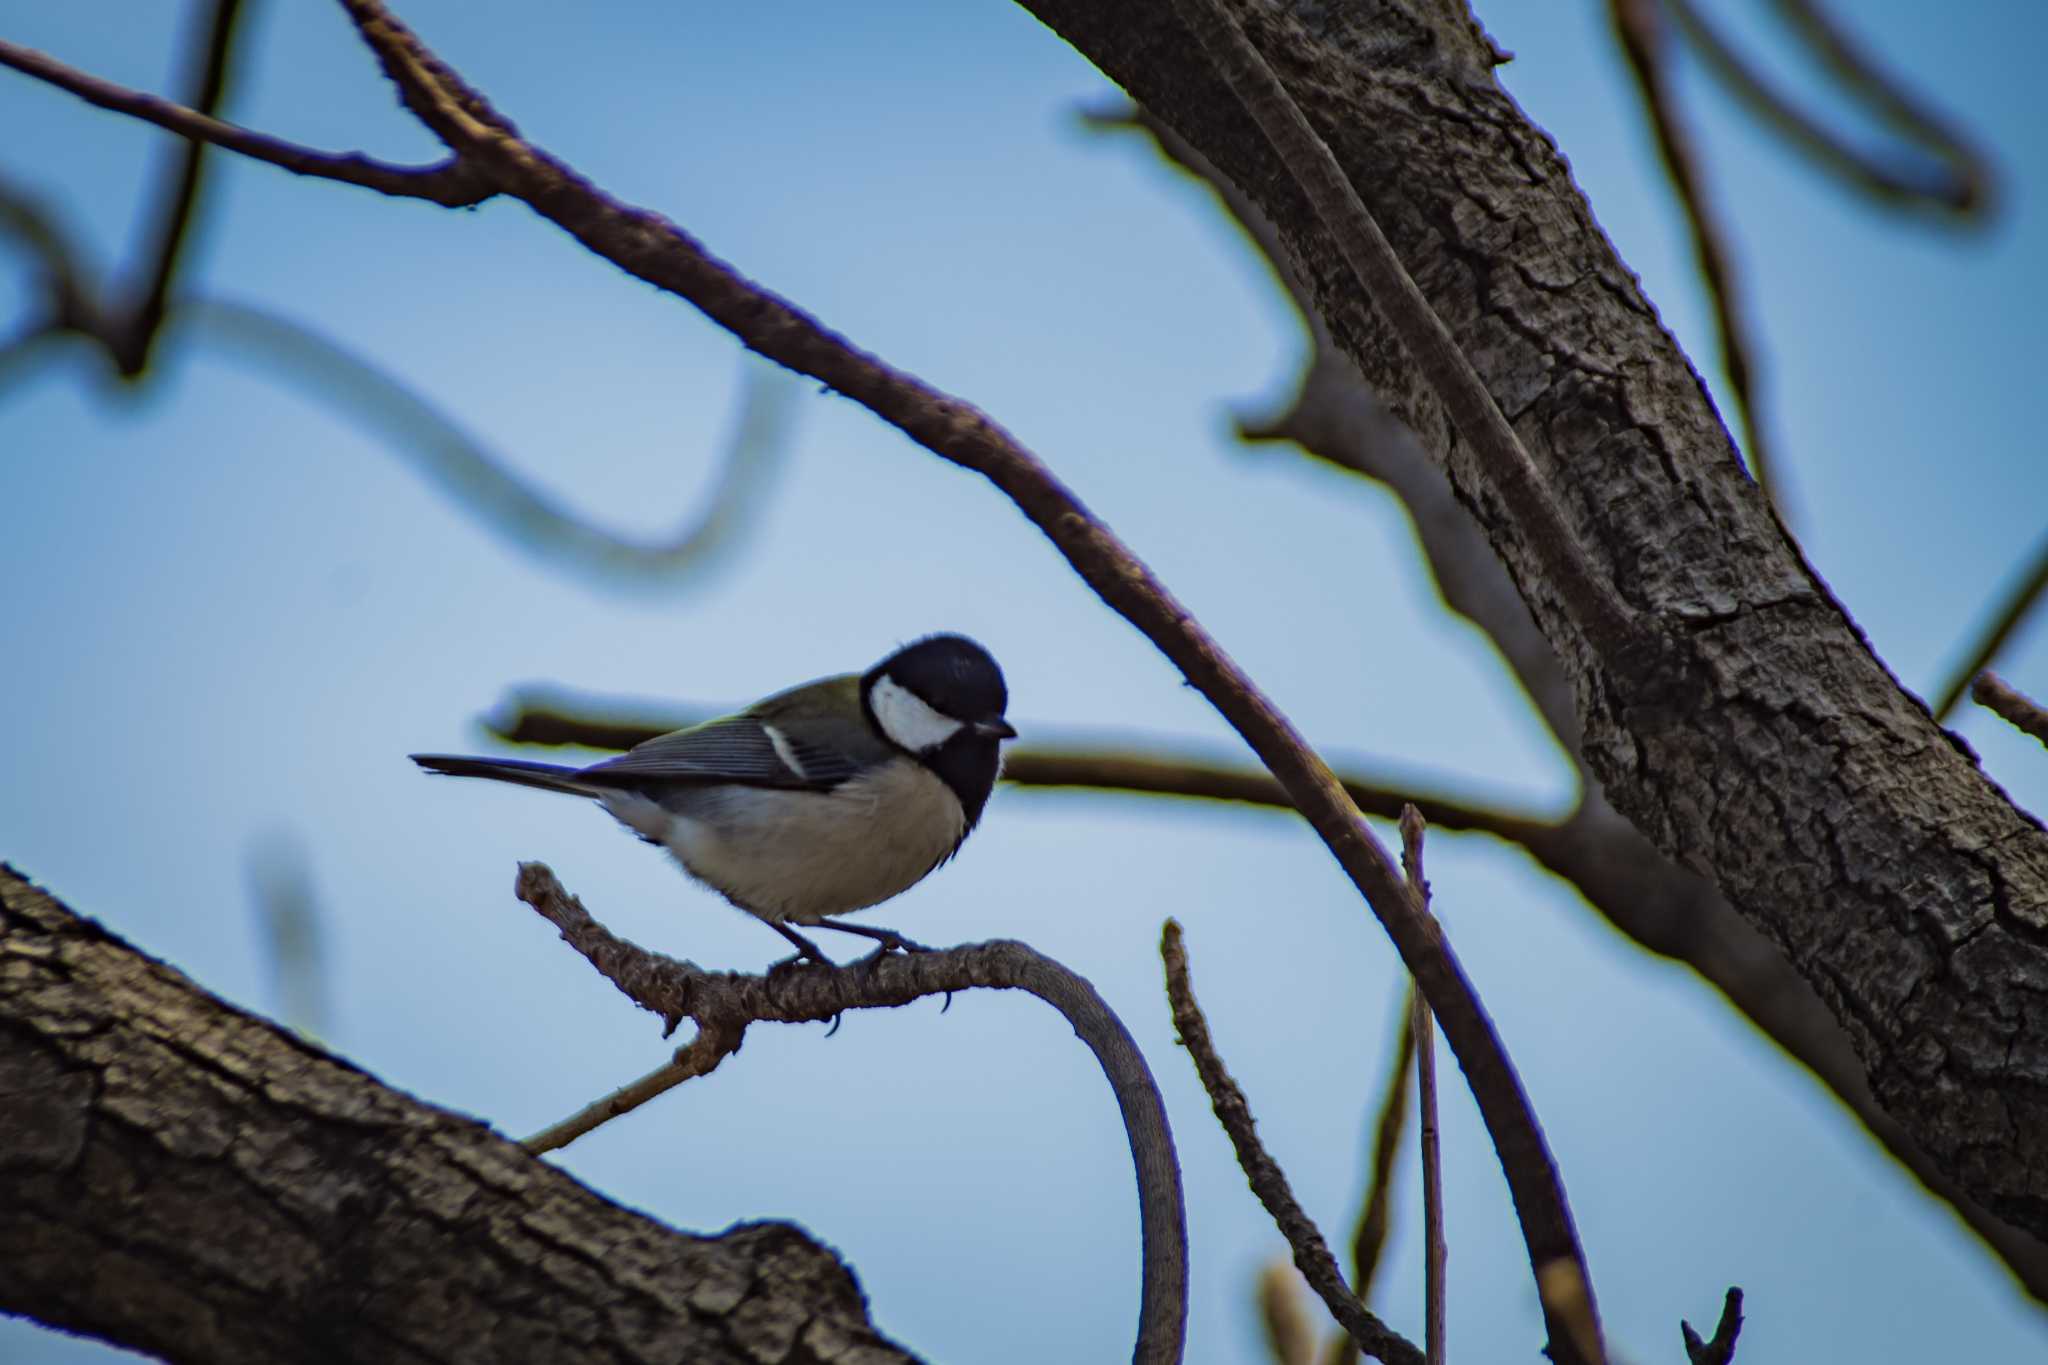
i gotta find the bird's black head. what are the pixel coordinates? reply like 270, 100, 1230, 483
862, 634, 1014, 826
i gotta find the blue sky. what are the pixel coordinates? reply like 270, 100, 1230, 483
3, 2, 2044, 1362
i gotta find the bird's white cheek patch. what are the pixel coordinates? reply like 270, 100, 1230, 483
870, 675, 965, 752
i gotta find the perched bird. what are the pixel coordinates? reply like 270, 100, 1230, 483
412, 634, 1015, 962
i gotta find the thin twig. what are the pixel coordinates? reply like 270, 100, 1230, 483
512, 863, 1187, 1365
1324, 997, 1415, 1365
1663, 0, 1990, 220
1398, 809, 1446, 1365
523, 1020, 744, 1155
0, 38, 492, 207
1161, 920, 1423, 1365
186, 299, 798, 588
1352, 1002, 1417, 1303
1932, 532, 2048, 720
1607, 0, 1786, 523
1973, 674, 2048, 751
1681, 1287, 1746, 1365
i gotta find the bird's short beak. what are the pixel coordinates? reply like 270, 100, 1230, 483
975, 717, 1018, 741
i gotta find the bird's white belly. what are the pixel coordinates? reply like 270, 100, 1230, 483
602, 763, 967, 923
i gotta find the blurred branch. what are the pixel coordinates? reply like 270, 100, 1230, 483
187, 298, 799, 589
1973, 674, 2048, 751
116, 0, 245, 376
1399, 810, 1446, 1365
1607, 0, 1786, 522
1681, 1287, 1746, 1365
1091, 99, 2048, 1306
245, 830, 331, 1042
1933, 532, 2048, 721
1663, 0, 1994, 220
513, 863, 1186, 1364
524, 1020, 743, 1155
1161, 920, 1423, 1365
0, 36, 491, 207
1259, 1264, 1320, 1365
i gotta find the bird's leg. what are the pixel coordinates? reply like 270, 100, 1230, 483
766, 920, 832, 971
813, 919, 933, 956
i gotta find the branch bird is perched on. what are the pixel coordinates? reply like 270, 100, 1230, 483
413, 634, 1016, 963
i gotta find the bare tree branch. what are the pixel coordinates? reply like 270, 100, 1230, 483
511, 864, 1189, 1365
1607, 0, 1786, 522
1933, 532, 2048, 720
1160, 920, 1424, 1365
0, 37, 491, 206
0, 863, 917, 1365
1398, 809, 1446, 1365
1974, 674, 2048, 751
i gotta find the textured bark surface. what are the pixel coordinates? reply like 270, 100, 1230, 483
1018, 0, 2048, 1232
0, 864, 915, 1365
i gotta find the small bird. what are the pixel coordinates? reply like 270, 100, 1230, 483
412, 634, 1016, 963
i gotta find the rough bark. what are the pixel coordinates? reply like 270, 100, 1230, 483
0, 863, 915, 1365
1017, 0, 2048, 1233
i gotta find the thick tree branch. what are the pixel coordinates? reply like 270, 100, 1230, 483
0, 38, 491, 206
0, 863, 915, 1365
1161, 920, 1424, 1365
1088, 99, 2048, 1301
1012, 0, 2048, 1246
510, 864, 1189, 1365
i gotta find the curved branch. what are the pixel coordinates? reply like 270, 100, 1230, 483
0, 863, 915, 1365
1161, 921, 1422, 1365
1663, 0, 1991, 219
183, 299, 797, 588
0, 38, 492, 206
512, 863, 1189, 1365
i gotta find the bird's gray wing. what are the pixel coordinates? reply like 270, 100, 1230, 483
578, 707, 865, 791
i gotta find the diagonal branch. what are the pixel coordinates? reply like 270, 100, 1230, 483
1663, 0, 1992, 219
0, 37, 492, 206
512, 864, 1188, 1365
1161, 920, 1422, 1365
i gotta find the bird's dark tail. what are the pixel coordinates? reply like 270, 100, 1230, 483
409, 754, 602, 797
